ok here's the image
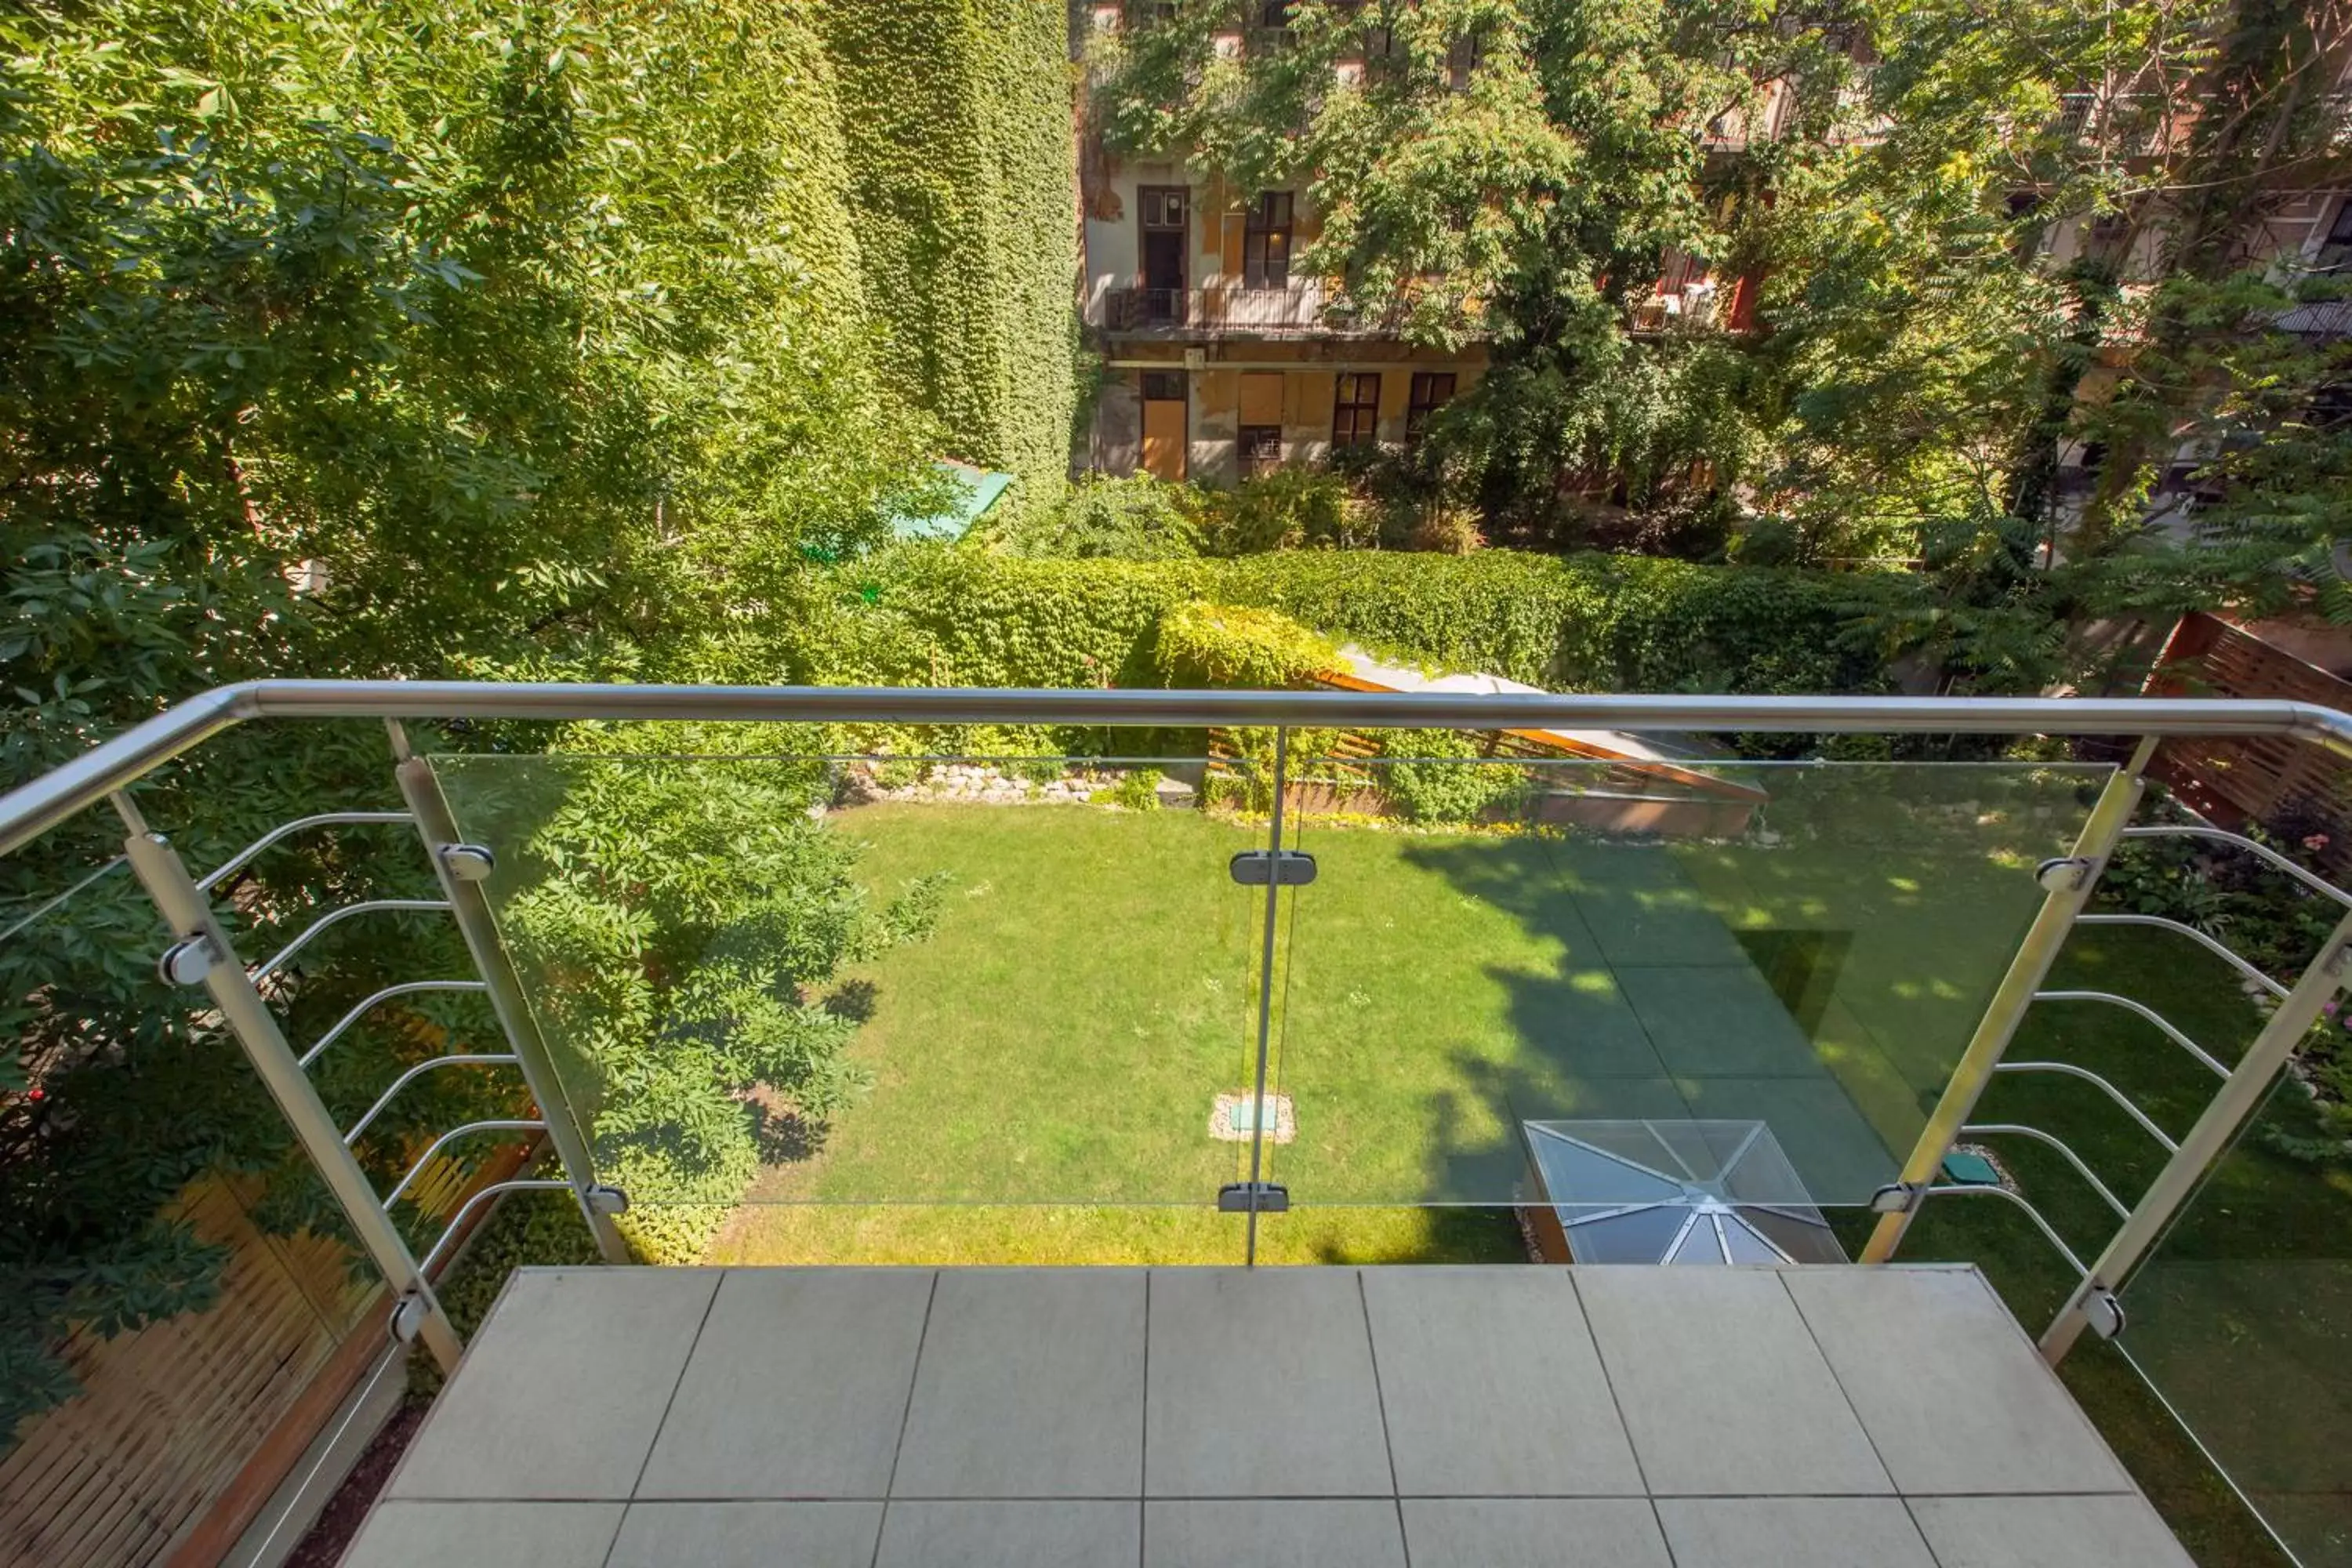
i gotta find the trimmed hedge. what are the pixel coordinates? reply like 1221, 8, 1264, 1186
776, 548, 1915, 696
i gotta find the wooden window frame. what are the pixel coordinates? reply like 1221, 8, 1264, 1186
1239, 424, 1283, 477
1405, 372, 1456, 443
1243, 192, 1294, 289
1332, 372, 1381, 448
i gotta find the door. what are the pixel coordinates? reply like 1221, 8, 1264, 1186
1138, 186, 1188, 325
1141, 369, 1186, 481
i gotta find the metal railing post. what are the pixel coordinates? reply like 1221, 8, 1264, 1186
1243, 725, 1290, 1268
111, 795, 463, 1372
1860, 736, 2158, 1264
2039, 903, 2352, 1363
390, 739, 631, 1265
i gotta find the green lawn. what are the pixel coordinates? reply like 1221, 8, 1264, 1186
687, 787, 2352, 1568
712, 770, 2083, 1248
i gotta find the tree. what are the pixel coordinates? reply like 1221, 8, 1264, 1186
0, 0, 938, 1429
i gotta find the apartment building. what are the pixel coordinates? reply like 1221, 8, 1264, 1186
1076, 8, 1486, 485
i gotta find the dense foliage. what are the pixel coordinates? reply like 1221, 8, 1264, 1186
822, 0, 1080, 517
788, 545, 1912, 698
1087, 0, 2352, 666
0, 0, 1001, 1430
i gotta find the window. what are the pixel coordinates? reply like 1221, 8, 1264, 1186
2319, 196, 2352, 272
1261, 0, 1291, 27
1244, 192, 1293, 289
1240, 425, 1283, 475
1141, 187, 1188, 230
1406, 372, 1456, 442
1142, 370, 1185, 402
1333, 372, 1381, 447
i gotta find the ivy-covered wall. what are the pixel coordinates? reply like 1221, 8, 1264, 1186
818, 0, 1079, 514
771, 548, 1918, 696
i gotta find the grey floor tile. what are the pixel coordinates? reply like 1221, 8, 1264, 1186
1145, 1500, 1406, 1568
608, 1501, 883, 1566
1401, 1499, 1672, 1567
1784, 1268, 2136, 1494
1908, 1494, 2198, 1567
876, 1501, 1138, 1567
636, 1269, 935, 1499
1657, 1497, 1939, 1567
1145, 1269, 1393, 1497
1359, 1269, 1643, 1495
389, 1269, 717, 1500
893, 1269, 1145, 1497
1574, 1267, 1892, 1495
339, 1501, 623, 1568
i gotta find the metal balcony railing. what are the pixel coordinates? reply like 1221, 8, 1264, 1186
1103, 280, 1407, 335
6, 681, 2352, 1559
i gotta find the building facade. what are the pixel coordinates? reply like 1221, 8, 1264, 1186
1076, 33, 1487, 485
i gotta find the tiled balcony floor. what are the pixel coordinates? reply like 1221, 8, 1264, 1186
344, 1264, 2193, 1567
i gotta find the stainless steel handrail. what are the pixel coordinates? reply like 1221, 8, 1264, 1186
4, 679, 2349, 857
2031, 989, 2231, 1079
2119, 822, 2352, 909
195, 811, 417, 893
2074, 913, 2290, 999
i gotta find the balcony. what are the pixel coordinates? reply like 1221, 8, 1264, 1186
7, 684, 2352, 1566
339, 1263, 2187, 1566
1104, 279, 1405, 337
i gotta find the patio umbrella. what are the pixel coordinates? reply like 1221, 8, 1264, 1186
1522, 1119, 1846, 1265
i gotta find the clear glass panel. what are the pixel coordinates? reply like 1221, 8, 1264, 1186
2118, 1073, 2352, 1563
1271, 750, 2110, 1229
432, 744, 1268, 1269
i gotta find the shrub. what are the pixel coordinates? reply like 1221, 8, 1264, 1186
1377, 729, 1530, 822
1153, 601, 1342, 688
1007, 473, 1203, 560
1200, 468, 1370, 554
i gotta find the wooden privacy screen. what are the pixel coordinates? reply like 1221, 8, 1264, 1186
2144, 612, 2352, 883
0, 1142, 526, 1568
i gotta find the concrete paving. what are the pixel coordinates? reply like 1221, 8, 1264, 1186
345, 1262, 2194, 1568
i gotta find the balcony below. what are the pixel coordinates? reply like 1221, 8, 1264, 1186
342, 1262, 2191, 1566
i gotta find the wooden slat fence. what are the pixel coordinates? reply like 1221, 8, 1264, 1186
2143, 612, 2352, 883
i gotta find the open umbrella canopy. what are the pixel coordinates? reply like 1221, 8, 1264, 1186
1523, 1119, 1846, 1265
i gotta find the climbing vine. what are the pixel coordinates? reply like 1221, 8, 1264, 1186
820, 0, 1080, 517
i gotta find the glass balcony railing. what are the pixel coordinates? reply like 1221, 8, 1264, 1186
5, 681, 2352, 1563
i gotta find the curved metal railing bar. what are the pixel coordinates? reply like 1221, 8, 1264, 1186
419, 1178, 575, 1276
2074, 913, 2289, 1000
1994, 1062, 2182, 1152
2031, 990, 2231, 1080
1920, 1182, 2090, 1276
5, 679, 2347, 858
2120, 824, 2352, 910
342, 1054, 519, 1147
195, 811, 416, 893
254, 898, 451, 982
297, 979, 490, 1068
1962, 1123, 2132, 1221
383, 1118, 544, 1209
